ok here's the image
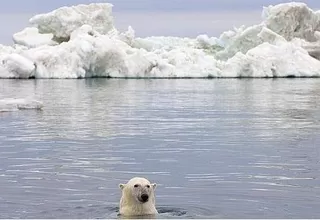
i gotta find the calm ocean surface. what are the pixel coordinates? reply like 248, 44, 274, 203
0, 78, 320, 218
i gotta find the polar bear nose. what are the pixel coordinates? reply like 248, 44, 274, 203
141, 194, 149, 202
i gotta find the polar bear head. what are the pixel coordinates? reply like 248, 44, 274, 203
119, 177, 158, 216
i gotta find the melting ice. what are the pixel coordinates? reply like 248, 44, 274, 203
1, 2, 320, 78
0, 98, 43, 112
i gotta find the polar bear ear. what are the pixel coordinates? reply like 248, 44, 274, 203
119, 183, 126, 190
151, 183, 157, 190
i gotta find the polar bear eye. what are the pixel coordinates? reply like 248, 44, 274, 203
134, 184, 140, 188
146, 185, 150, 188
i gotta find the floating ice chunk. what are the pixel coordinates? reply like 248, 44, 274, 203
29, 3, 115, 40
0, 98, 43, 112
13, 27, 58, 48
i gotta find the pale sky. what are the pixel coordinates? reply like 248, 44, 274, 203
1, 0, 320, 44
0, 0, 319, 12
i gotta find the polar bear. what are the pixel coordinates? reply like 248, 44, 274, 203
119, 177, 158, 216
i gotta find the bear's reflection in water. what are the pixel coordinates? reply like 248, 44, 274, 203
118, 214, 156, 219
117, 207, 187, 219
158, 207, 188, 217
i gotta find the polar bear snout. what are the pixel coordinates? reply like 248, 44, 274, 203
139, 194, 149, 203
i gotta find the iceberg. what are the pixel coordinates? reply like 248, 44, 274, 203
0, 2, 320, 78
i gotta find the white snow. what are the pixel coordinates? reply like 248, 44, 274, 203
13, 27, 58, 48
0, 98, 43, 112
0, 2, 320, 79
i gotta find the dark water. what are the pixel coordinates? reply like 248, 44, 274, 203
0, 79, 320, 219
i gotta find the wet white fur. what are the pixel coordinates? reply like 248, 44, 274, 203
119, 177, 157, 216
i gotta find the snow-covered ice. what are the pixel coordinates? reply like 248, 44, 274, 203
0, 2, 320, 78
29, 3, 115, 41
262, 2, 320, 42
13, 27, 58, 48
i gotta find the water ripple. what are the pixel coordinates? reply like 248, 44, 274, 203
1, 79, 320, 218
